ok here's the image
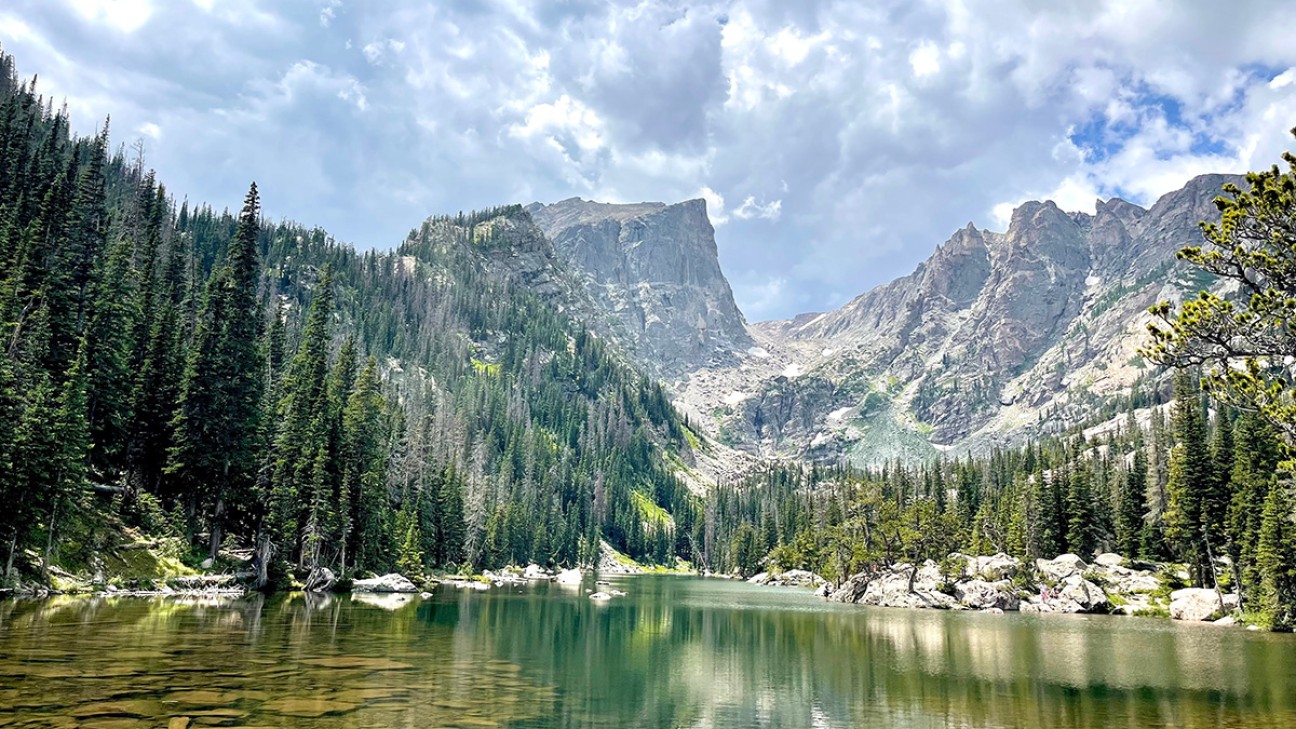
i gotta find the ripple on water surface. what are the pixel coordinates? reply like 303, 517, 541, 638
1, 576, 1295, 728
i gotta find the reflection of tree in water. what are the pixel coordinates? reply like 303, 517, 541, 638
442, 578, 1296, 729
0, 594, 557, 727
0, 585, 1294, 728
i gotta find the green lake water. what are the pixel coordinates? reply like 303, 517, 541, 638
1, 574, 1294, 728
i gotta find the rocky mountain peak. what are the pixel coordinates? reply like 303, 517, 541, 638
527, 197, 752, 379
679, 172, 1246, 464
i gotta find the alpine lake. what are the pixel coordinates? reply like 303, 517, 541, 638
1, 574, 1294, 728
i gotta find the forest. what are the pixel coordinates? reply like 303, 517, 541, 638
1, 48, 1294, 631
0, 51, 695, 590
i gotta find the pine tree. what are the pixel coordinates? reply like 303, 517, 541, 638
1117, 447, 1148, 557
167, 183, 265, 560
268, 267, 336, 567
1066, 460, 1096, 558
1163, 370, 1216, 585
1228, 415, 1280, 606
1255, 484, 1296, 630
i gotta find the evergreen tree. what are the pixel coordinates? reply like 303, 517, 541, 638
268, 268, 336, 568
1117, 447, 1148, 557
1163, 370, 1215, 585
1255, 484, 1296, 630
168, 183, 264, 560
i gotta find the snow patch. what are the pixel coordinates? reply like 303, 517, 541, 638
821, 348, 837, 357
1085, 274, 1101, 287
746, 347, 770, 359
810, 432, 833, 448
797, 313, 827, 330
781, 363, 803, 378
827, 406, 852, 422
723, 391, 750, 406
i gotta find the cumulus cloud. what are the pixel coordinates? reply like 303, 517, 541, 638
5, 0, 1296, 322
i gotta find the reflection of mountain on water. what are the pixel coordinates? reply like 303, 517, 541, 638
2, 579, 1294, 728
435, 576, 1296, 729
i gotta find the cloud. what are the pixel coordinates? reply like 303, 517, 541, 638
5, 0, 1296, 323
67, 0, 153, 33
733, 196, 781, 221
699, 186, 728, 225
319, 0, 340, 28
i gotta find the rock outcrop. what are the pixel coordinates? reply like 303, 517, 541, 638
747, 570, 827, 588
826, 551, 1240, 625
352, 573, 418, 593
527, 198, 752, 379
1169, 588, 1239, 622
674, 174, 1246, 463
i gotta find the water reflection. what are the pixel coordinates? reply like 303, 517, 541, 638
1, 576, 1294, 728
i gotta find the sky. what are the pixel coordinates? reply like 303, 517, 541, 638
3, 1, 1296, 321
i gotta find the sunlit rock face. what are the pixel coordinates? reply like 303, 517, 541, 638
667, 174, 1245, 464
527, 198, 753, 379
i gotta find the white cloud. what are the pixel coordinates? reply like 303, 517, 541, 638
908, 41, 941, 79
10, 0, 1296, 322
700, 186, 727, 225
733, 196, 782, 222
67, 0, 153, 33
320, 0, 340, 28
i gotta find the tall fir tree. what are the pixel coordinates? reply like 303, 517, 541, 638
168, 182, 265, 560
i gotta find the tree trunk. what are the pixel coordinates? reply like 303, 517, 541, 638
4, 530, 17, 581
254, 530, 271, 591
43, 497, 59, 586
208, 496, 225, 562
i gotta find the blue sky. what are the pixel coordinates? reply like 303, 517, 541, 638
4, 1, 1296, 321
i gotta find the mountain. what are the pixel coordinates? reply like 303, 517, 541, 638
665, 173, 1241, 464
526, 198, 753, 379
0, 47, 708, 585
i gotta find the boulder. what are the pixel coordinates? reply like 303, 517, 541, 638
857, 563, 957, 610
953, 579, 1020, 611
749, 570, 826, 588
1169, 588, 1238, 622
523, 564, 550, 580
779, 569, 827, 587
352, 573, 418, 593
589, 592, 612, 601
968, 553, 1023, 581
829, 572, 872, 603
555, 568, 583, 585
1036, 554, 1088, 582
1093, 553, 1125, 568
1056, 575, 1108, 613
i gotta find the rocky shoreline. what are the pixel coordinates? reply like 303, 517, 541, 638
823, 552, 1246, 626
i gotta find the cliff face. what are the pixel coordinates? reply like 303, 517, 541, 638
672, 174, 1242, 463
527, 198, 752, 379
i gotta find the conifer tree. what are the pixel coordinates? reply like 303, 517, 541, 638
1117, 447, 1148, 557
268, 267, 336, 567
340, 356, 389, 572
168, 183, 265, 560
1163, 370, 1215, 585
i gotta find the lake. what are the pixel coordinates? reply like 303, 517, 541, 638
1, 574, 1294, 728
